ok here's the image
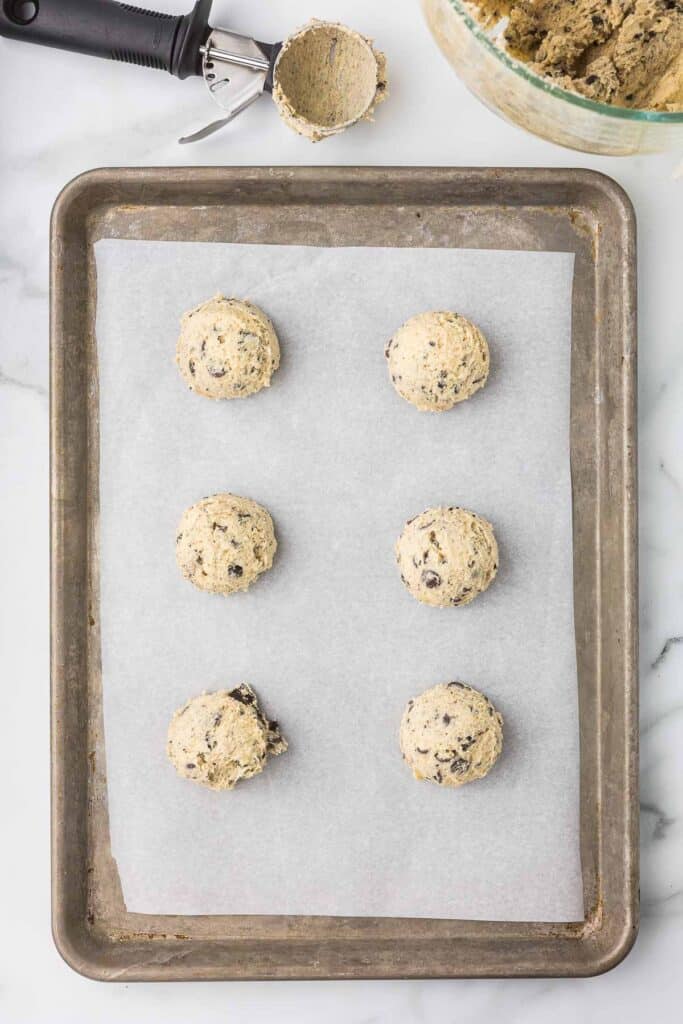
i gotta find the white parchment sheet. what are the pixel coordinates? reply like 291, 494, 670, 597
95, 238, 582, 920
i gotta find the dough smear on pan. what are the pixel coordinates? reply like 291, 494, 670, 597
176, 493, 276, 595
273, 20, 388, 141
396, 506, 498, 607
386, 310, 490, 412
167, 685, 287, 791
176, 295, 280, 400
400, 682, 503, 787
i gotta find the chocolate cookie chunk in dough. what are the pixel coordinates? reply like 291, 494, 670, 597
396, 506, 498, 607
386, 311, 489, 412
176, 295, 280, 400
167, 685, 287, 791
273, 20, 388, 141
176, 493, 277, 595
400, 682, 503, 787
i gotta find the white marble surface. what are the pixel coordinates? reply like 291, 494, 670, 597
0, 0, 681, 1019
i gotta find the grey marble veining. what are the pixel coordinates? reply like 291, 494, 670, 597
0, 0, 681, 1020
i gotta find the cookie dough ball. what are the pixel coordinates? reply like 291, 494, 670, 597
176, 295, 280, 400
400, 682, 503, 787
273, 20, 388, 141
167, 685, 287, 791
396, 506, 498, 607
176, 493, 277, 595
386, 311, 489, 412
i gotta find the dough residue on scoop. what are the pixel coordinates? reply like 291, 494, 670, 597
273, 19, 388, 141
176, 493, 277, 595
167, 685, 287, 791
396, 506, 499, 607
176, 295, 280, 400
386, 310, 490, 412
400, 681, 503, 787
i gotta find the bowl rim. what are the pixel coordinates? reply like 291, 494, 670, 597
443, 0, 683, 124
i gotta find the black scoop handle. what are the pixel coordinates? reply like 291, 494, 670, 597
0, 0, 212, 78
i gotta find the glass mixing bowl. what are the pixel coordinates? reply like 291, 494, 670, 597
422, 0, 683, 155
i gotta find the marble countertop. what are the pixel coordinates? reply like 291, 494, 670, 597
1, 0, 681, 1020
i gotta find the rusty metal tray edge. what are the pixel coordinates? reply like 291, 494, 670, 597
50, 166, 638, 981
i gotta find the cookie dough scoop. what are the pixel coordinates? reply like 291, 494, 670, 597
396, 506, 499, 607
386, 311, 490, 412
271, 20, 388, 141
0, 3, 387, 144
184, 16, 388, 142
176, 295, 280, 400
176, 493, 277, 595
167, 684, 287, 790
400, 682, 503, 787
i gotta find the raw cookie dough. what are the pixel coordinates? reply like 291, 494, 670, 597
176, 493, 277, 595
396, 506, 498, 607
273, 20, 388, 141
385, 311, 490, 412
400, 681, 503, 787
167, 685, 287, 791
176, 295, 280, 400
473, 0, 683, 111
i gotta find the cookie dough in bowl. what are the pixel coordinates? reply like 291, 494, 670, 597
400, 682, 503, 787
273, 20, 388, 141
176, 295, 280, 400
396, 506, 498, 607
167, 685, 287, 791
472, 0, 683, 113
386, 311, 489, 412
176, 493, 277, 595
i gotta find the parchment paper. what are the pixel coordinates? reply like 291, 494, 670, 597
95, 238, 582, 920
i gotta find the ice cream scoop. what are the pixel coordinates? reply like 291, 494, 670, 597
0, 0, 387, 143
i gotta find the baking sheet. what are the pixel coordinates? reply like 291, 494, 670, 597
95, 238, 581, 921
